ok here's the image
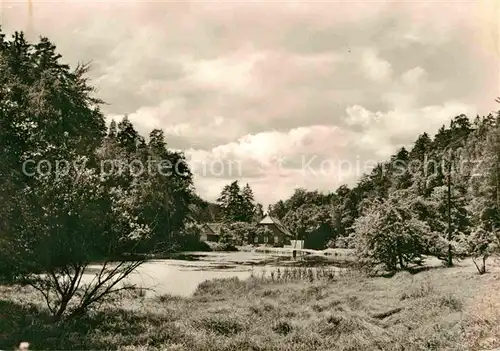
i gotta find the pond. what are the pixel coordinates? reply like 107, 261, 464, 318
84, 249, 353, 297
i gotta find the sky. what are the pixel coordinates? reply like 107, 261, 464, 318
2, 0, 500, 207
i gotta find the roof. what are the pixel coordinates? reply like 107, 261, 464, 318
258, 215, 294, 237
204, 223, 223, 235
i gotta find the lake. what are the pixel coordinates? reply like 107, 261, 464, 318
84, 249, 352, 297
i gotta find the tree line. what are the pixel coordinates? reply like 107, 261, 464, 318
0, 31, 214, 318
264, 113, 500, 274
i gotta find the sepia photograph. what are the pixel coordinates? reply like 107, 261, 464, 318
1, 0, 500, 350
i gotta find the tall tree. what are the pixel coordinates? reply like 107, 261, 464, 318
108, 119, 118, 139
241, 183, 256, 222
117, 115, 140, 154
217, 181, 255, 223
254, 203, 265, 223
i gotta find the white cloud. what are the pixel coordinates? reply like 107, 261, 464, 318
345, 105, 382, 127
401, 66, 427, 87
182, 49, 265, 95
360, 48, 392, 82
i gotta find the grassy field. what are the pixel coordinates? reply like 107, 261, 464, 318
1, 258, 500, 350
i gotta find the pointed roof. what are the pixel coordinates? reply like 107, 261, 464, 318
258, 215, 293, 237
259, 214, 274, 224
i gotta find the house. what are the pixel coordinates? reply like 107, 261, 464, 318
200, 223, 223, 242
255, 214, 294, 247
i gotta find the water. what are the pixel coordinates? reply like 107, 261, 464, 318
83, 250, 350, 297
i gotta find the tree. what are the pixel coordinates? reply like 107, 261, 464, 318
390, 147, 413, 191
253, 203, 264, 223
0, 30, 107, 280
139, 128, 194, 252
217, 181, 239, 222
0, 30, 197, 320
108, 119, 118, 139
217, 181, 255, 223
462, 115, 500, 273
117, 115, 140, 154
241, 183, 256, 222
229, 222, 256, 245
409, 133, 433, 196
4, 161, 150, 320
283, 204, 336, 249
425, 184, 470, 264
459, 221, 498, 274
352, 190, 430, 273
334, 185, 359, 238
189, 196, 223, 223
218, 223, 235, 245
255, 226, 273, 245
268, 200, 287, 219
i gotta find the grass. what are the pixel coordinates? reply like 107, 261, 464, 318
1, 259, 500, 350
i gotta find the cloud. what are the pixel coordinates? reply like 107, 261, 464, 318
401, 66, 427, 87
360, 48, 392, 82
3, 0, 497, 205
185, 99, 476, 205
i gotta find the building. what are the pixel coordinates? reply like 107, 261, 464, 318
200, 223, 223, 242
256, 214, 294, 247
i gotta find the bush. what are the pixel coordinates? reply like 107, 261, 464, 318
334, 237, 351, 249
353, 190, 430, 273
206, 242, 238, 252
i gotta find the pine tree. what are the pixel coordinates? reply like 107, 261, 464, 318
241, 183, 256, 222
391, 147, 413, 190
409, 133, 433, 197
217, 181, 243, 222
108, 120, 118, 139
254, 203, 264, 223
117, 115, 140, 154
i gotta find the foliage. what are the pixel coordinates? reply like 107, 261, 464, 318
352, 190, 431, 272
6, 159, 150, 320
217, 223, 234, 245
0, 30, 197, 319
264, 112, 500, 273
459, 226, 498, 274
283, 203, 336, 249
216, 181, 257, 223
229, 222, 256, 246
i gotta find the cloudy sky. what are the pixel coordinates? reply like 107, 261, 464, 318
2, 0, 500, 206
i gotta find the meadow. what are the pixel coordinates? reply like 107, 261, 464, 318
1, 258, 500, 351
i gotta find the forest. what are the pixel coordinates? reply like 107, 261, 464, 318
205, 110, 500, 274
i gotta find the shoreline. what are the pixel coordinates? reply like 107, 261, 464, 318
1, 259, 499, 350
